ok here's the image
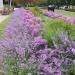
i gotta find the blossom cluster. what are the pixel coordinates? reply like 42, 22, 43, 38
0, 8, 75, 75
31, 31, 75, 75
5, 8, 42, 38
0, 8, 46, 74
48, 11, 75, 25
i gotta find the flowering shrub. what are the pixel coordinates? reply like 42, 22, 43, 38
0, 8, 43, 75
42, 16, 75, 47
31, 31, 75, 75
48, 11, 75, 25
28, 6, 42, 17
5, 8, 42, 38
0, 8, 75, 75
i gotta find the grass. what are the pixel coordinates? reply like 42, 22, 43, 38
55, 9, 75, 17
0, 15, 11, 38
28, 6, 42, 16
41, 16, 75, 47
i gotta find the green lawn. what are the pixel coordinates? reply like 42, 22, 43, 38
55, 9, 75, 17
0, 15, 11, 38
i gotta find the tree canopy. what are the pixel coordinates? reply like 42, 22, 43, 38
13, 0, 75, 7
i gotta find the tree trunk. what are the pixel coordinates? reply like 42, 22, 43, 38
9, 0, 12, 7
72, 5, 74, 9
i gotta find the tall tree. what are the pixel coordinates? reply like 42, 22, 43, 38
71, 0, 75, 9
14, 0, 41, 5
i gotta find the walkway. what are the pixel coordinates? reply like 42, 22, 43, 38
0, 14, 9, 23
0, 8, 19, 23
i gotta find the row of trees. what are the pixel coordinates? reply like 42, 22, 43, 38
47, 0, 75, 8
13, 0, 41, 6
47, 0, 75, 5
6, 0, 75, 8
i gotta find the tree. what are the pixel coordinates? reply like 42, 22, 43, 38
71, 0, 75, 9
14, 0, 41, 6
71, 0, 75, 5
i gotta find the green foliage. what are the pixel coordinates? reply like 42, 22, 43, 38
42, 16, 75, 47
5, 58, 17, 65
47, 0, 60, 5
5, 57, 37, 75
71, 0, 75, 5
21, 68, 37, 75
66, 65, 75, 75
28, 6, 42, 16
5, 58, 19, 75
43, 0, 75, 6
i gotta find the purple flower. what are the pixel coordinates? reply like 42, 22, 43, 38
33, 36, 47, 46
0, 8, 75, 75
71, 48, 75, 54
15, 47, 25, 55
48, 11, 75, 25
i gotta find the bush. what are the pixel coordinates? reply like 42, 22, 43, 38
29, 31, 75, 75
0, 8, 42, 75
47, 11, 75, 25
42, 16, 75, 47
0, 8, 75, 75
28, 6, 42, 16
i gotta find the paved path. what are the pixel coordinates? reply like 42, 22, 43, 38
0, 14, 9, 23
0, 8, 19, 23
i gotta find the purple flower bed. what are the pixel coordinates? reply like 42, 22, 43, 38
48, 11, 75, 25
0, 8, 75, 75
